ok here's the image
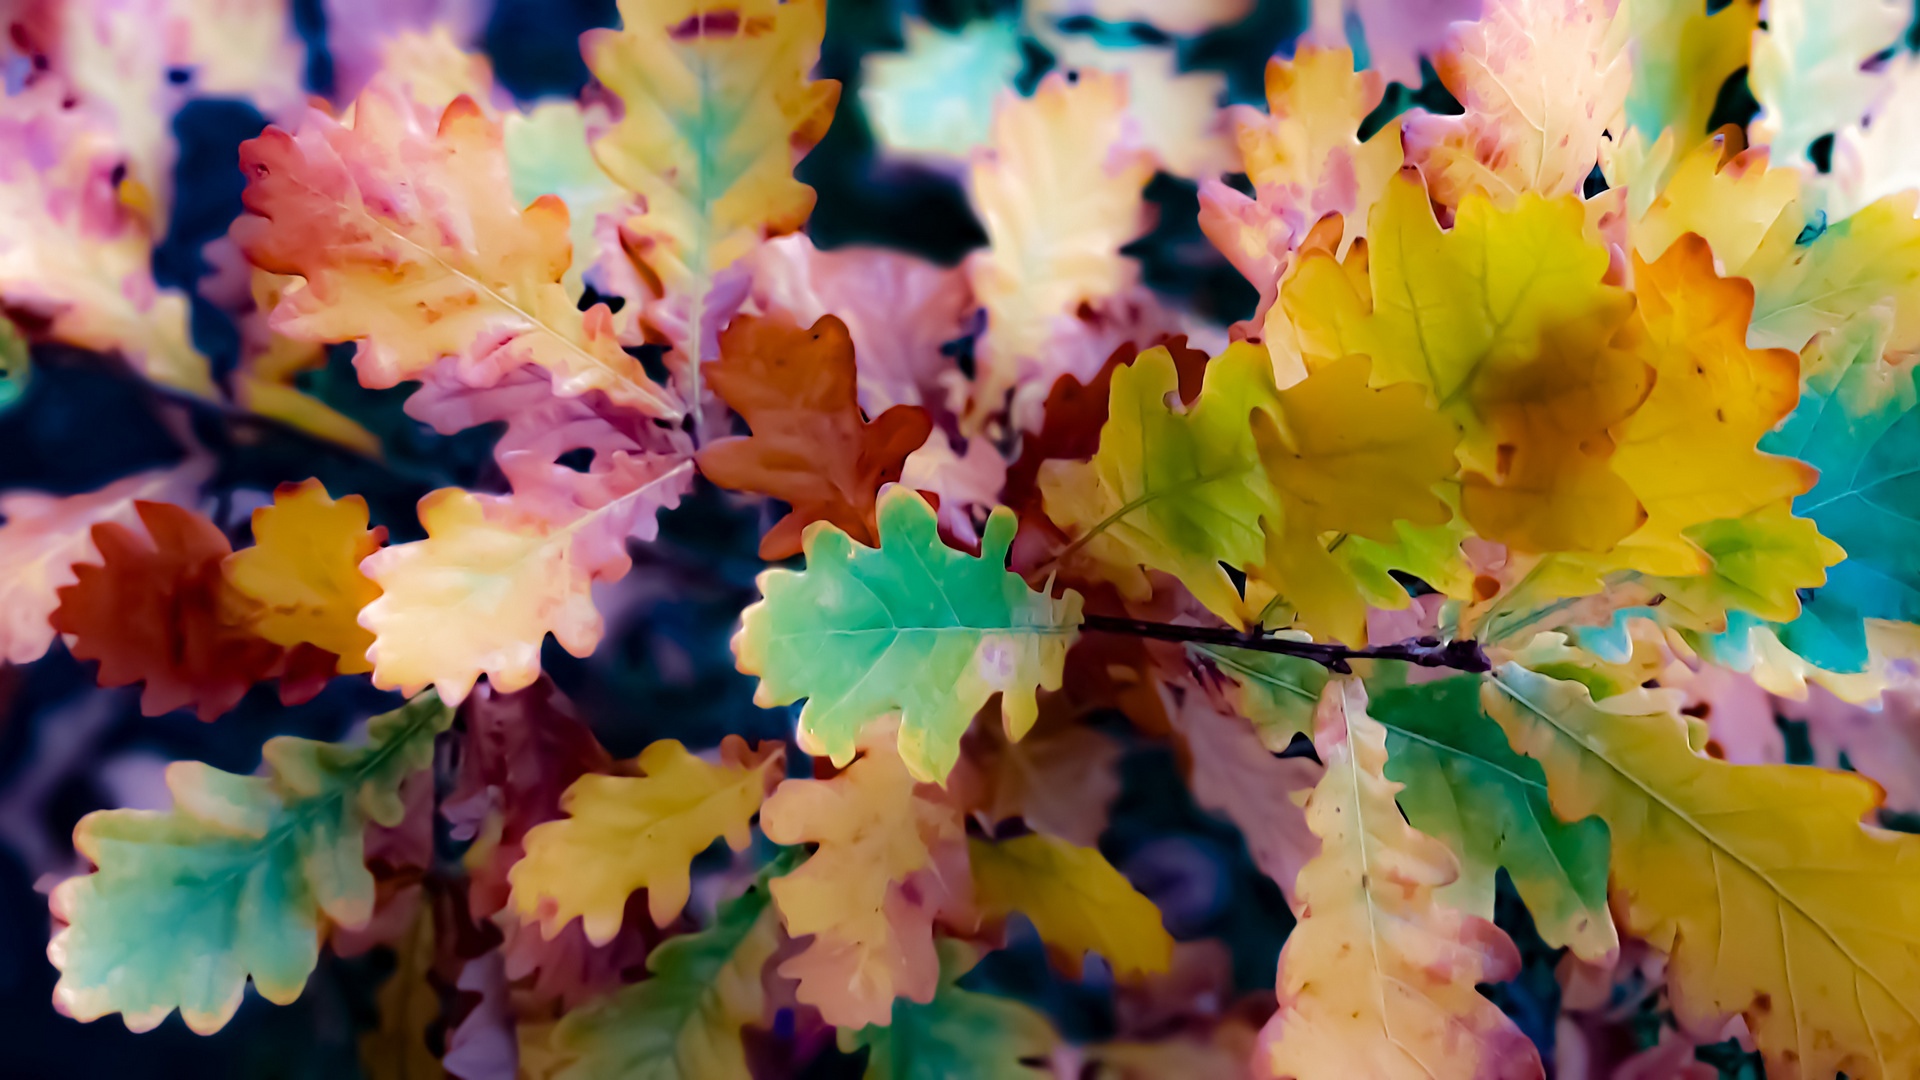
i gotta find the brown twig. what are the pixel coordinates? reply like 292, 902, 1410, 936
1079, 614, 1491, 675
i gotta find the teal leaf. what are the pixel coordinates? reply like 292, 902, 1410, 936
49, 693, 452, 1034
735, 487, 1083, 784
1760, 310, 1920, 671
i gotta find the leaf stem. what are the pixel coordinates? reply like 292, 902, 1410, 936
1080, 614, 1491, 675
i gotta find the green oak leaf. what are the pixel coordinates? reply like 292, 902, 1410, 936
546, 849, 802, 1080
844, 940, 1058, 1079
50, 693, 451, 1034
1370, 676, 1616, 961
1194, 643, 1328, 747
1037, 342, 1282, 625
735, 486, 1083, 783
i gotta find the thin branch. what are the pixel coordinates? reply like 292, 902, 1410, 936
1079, 614, 1491, 675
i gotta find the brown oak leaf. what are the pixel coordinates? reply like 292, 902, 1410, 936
695, 313, 934, 558
49, 500, 314, 720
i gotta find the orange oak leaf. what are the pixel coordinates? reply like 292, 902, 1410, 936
49, 501, 317, 720
695, 313, 934, 559
235, 80, 678, 419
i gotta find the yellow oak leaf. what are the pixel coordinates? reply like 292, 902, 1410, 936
1250, 354, 1459, 643
358, 466, 691, 705
1485, 665, 1920, 1080
1404, 0, 1630, 209
586, 0, 839, 366
237, 82, 679, 419
1654, 503, 1846, 625
1038, 342, 1282, 625
1591, 236, 1817, 576
508, 736, 783, 944
1263, 680, 1544, 1080
1283, 170, 1651, 554
224, 479, 385, 674
759, 727, 965, 1028
965, 69, 1155, 427
968, 833, 1172, 980
1228, 45, 1402, 249
1631, 135, 1799, 268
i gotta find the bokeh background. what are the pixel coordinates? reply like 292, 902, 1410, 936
0, 1, 1774, 1075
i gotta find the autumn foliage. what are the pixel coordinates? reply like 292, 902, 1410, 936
7, 0, 1920, 1078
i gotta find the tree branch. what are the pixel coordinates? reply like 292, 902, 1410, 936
1079, 614, 1491, 675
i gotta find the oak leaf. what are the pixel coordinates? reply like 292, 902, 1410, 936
508, 736, 783, 944
224, 479, 386, 675
1262, 680, 1544, 1080
965, 69, 1154, 427
0, 84, 210, 394
1758, 309, 1920, 672
1168, 680, 1321, 896
969, 833, 1173, 979
1283, 170, 1652, 554
1250, 354, 1459, 643
843, 940, 1059, 1077
1370, 675, 1616, 961
695, 313, 934, 559
746, 233, 975, 416
1403, 0, 1629, 209
236, 81, 679, 417
1038, 342, 1282, 624
357, 469, 691, 705
50, 695, 451, 1034
51, 500, 289, 721
585, 0, 839, 311
540, 854, 795, 1080
447, 677, 613, 919
759, 729, 967, 1028
0, 466, 203, 665
735, 487, 1083, 784
1485, 664, 1920, 1080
